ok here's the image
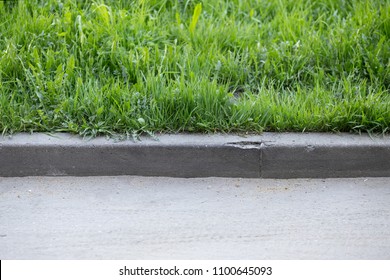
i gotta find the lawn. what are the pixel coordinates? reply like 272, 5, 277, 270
0, 0, 389, 137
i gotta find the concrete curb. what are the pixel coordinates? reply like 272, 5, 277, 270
1, 132, 390, 178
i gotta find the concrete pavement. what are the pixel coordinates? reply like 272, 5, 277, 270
1, 176, 389, 259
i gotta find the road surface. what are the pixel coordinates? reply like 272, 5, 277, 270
1, 176, 389, 259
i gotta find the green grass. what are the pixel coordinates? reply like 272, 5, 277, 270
0, 0, 389, 137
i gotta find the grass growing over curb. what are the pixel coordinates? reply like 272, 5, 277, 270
0, 0, 389, 137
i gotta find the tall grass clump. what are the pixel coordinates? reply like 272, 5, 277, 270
0, 0, 389, 136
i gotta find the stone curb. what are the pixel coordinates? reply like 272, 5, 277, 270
1, 132, 390, 178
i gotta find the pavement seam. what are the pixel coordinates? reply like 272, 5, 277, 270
259, 142, 264, 178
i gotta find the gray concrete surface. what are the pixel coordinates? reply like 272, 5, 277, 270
1, 176, 389, 259
1, 132, 390, 178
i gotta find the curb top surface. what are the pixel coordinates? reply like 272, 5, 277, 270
1, 132, 390, 147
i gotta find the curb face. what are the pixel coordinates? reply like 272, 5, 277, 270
1, 133, 390, 178
262, 145, 390, 178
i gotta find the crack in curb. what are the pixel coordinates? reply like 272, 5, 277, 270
225, 141, 262, 149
